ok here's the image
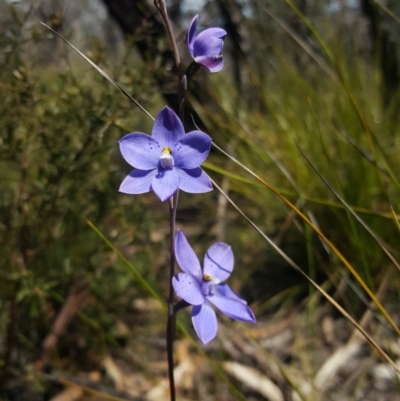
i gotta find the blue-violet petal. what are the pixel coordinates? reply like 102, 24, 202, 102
208, 293, 256, 323
176, 168, 212, 194
194, 56, 224, 73
174, 131, 211, 169
192, 302, 218, 344
175, 230, 202, 280
194, 28, 226, 56
203, 242, 234, 282
119, 169, 156, 195
172, 273, 204, 305
151, 167, 180, 202
213, 283, 248, 305
186, 15, 198, 55
119, 133, 160, 170
151, 107, 185, 148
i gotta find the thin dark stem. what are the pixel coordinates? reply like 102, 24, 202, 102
166, 306, 176, 401
154, 0, 187, 122
185, 61, 201, 80
174, 299, 190, 313
154, 0, 182, 84
166, 191, 179, 401
153, 4, 185, 399
0, 281, 19, 387
179, 75, 187, 123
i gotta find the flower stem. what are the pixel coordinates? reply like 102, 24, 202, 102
185, 61, 200, 80
153, 4, 185, 399
154, 0, 182, 82
154, 0, 186, 121
166, 192, 179, 401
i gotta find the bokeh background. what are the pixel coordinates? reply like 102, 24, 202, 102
1, 0, 400, 400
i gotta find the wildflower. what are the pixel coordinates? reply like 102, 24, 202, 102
187, 15, 227, 73
119, 107, 212, 202
172, 230, 256, 344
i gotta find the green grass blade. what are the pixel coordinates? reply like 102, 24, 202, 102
297, 145, 400, 272
210, 178, 400, 373
40, 23, 155, 122
212, 142, 400, 336
86, 219, 164, 305
373, 0, 400, 24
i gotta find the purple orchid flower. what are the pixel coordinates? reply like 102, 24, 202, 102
172, 230, 256, 344
187, 15, 227, 73
119, 107, 212, 202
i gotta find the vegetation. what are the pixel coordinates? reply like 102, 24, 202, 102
1, 1, 400, 400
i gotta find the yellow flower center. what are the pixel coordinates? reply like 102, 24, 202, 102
162, 147, 172, 154
203, 274, 213, 282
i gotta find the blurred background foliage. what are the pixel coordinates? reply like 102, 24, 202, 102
1, 0, 400, 400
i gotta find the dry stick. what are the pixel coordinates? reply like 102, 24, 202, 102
210, 177, 400, 373
349, 271, 389, 343
313, 272, 390, 398
39, 283, 89, 369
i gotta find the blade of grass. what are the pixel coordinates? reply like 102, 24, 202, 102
203, 162, 400, 220
296, 145, 400, 272
333, 125, 400, 232
209, 177, 400, 373
264, 9, 337, 83
283, 0, 335, 63
311, 104, 376, 290
373, 0, 400, 24
212, 142, 400, 335
40, 23, 155, 123
334, 123, 388, 176
283, 0, 400, 228
85, 219, 164, 305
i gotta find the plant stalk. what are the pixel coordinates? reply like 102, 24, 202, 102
166, 192, 179, 401
153, 4, 187, 399
154, 0, 187, 121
